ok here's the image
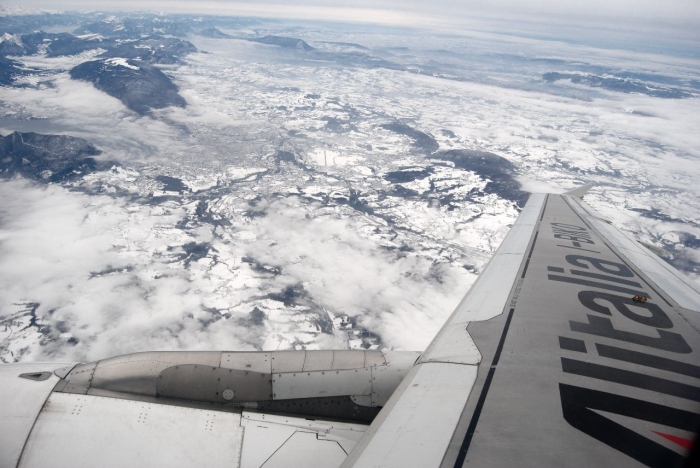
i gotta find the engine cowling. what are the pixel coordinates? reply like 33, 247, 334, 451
55, 350, 420, 422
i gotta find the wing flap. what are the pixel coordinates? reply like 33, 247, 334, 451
240, 412, 367, 468
15, 390, 369, 468
340, 363, 477, 468
19, 392, 245, 468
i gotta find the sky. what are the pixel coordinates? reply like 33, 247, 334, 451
5, 0, 700, 31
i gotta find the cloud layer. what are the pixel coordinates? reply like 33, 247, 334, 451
1, 9, 699, 363
0, 180, 472, 362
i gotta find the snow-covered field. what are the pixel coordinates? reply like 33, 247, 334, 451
1, 13, 699, 362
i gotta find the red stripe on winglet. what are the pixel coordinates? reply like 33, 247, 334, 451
652, 431, 693, 450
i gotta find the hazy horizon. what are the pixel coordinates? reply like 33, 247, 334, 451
4, 1, 699, 32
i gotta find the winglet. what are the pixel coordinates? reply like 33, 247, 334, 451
564, 181, 596, 198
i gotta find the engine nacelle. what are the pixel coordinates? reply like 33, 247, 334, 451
55, 350, 420, 422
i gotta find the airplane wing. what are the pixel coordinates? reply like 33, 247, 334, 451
1, 187, 699, 468
341, 188, 700, 468
0, 350, 418, 468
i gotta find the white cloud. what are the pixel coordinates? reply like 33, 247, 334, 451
0, 180, 473, 362
1, 72, 191, 163
0, 180, 253, 361
1, 7, 699, 364
241, 198, 473, 351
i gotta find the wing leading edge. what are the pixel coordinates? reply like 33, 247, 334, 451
342, 191, 700, 468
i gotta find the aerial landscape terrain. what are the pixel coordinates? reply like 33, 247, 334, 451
0, 4, 699, 363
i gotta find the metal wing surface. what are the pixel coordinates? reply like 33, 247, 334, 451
0, 351, 399, 468
342, 190, 700, 468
